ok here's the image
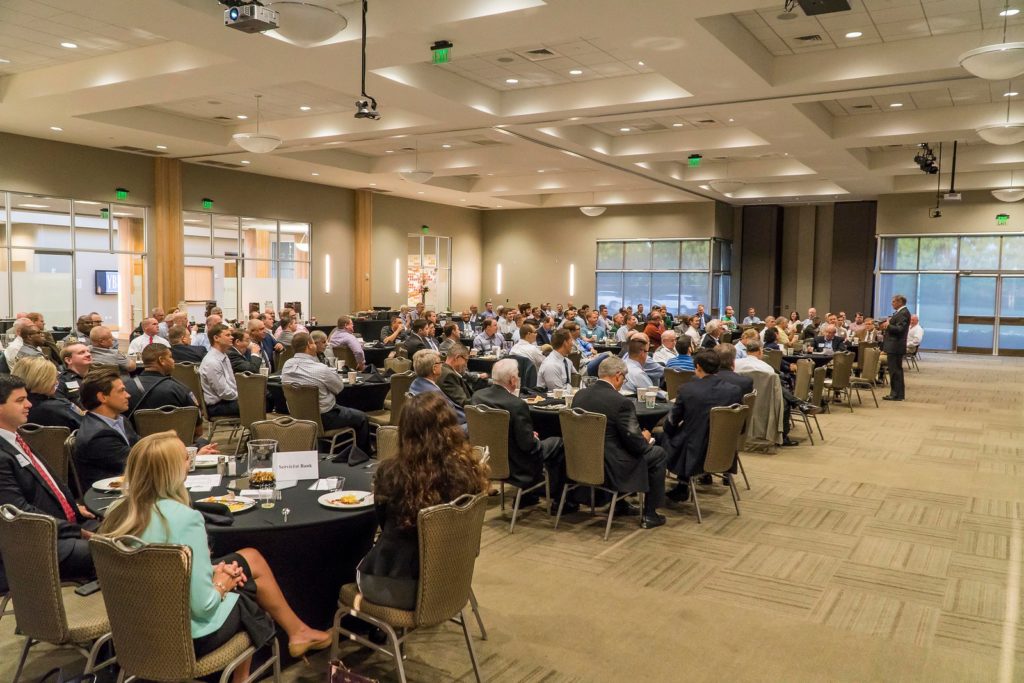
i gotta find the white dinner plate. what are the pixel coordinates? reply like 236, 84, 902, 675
196, 495, 257, 514
92, 476, 126, 493
318, 490, 374, 509
194, 455, 219, 468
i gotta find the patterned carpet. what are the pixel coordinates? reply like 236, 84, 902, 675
3, 354, 1022, 682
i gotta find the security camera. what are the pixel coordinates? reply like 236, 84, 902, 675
929, 207, 942, 218
354, 99, 380, 120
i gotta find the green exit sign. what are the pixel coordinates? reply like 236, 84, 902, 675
432, 47, 451, 64
202, 198, 214, 210
115, 188, 129, 201
688, 154, 702, 168
997, 213, 1010, 225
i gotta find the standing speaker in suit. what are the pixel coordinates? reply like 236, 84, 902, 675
881, 294, 911, 401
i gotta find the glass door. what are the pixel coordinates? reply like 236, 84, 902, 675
998, 276, 1024, 356
956, 275, 996, 354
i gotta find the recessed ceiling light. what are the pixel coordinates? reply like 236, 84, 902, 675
460, 199, 466, 202
236, 114, 248, 120
156, 144, 167, 150
728, 118, 735, 122
537, 169, 545, 173
890, 102, 903, 108
385, 149, 394, 153
417, 191, 424, 194
299, 105, 311, 111
49, 126, 62, 132
505, 78, 519, 84
442, 143, 452, 148
369, 183, 376, 186
672, 122, 684, 127
311, 172, 319, 176
569, 69, 583, 76
637, 61, 645, 66
845, 31, 863, 39
60, 42, 78, 49
240, 160, 251, 165
1001, 8, 1020, 16
497, 205, 503, 208
619, 127, 631, 132
1006, 91, 1020, 97
0, 58, 10, 64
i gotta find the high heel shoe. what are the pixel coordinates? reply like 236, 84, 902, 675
288, 634, 333, 659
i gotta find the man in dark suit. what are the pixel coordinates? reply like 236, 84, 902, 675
468, 358, 571, 514
571, 355, 667, 529
57, 342, 93, 407
536, 316, 555, 346
247, 318, 281, 371
126, 345, 204, 440
694, 304, 712, 333
227, 328, 264, 374
700, 320, 723, 349
403, 319, 438, 358
0, 375, 97, 590
812, 324, 847, 353
168, 325, 207, 363
880, 294, 911, 401
73, 368, 141, 490
714, 343, 754, 396
660, 350, 744, 502
408, 349, 467, 429
438, 344, 486, 407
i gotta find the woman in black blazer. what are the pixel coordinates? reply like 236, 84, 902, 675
12, 356, 83, 431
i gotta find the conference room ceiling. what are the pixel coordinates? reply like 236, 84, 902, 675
2, 0, 1024, 208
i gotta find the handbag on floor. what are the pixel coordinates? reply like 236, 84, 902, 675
329, 658, 379, 683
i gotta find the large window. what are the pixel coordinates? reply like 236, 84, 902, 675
595, 238, 730, 316
184, 212, 309, 322
0, 191, 147, 331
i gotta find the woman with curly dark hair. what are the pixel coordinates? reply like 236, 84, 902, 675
356, 391, 489, 609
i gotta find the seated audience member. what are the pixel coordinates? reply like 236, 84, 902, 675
763, 327, 782, 351
227, 328, 264, 374
538, 329, 576, 392
127, 317, 170, 355
14, 356, 83, 431
25, 312, 61, 367
623, 336, 662, 397
666, 336, 696, 372
192, 314, 221, 351
660, 350, 744, 501
511, 323, 545, 370
759, 316, 776, 341
786, 310, 801, 335
571, 356, 667, 529
89, 325, 137, 374
714, 343, 754, 396
74, 368, 141, 488
825, 314, 848, 340
642, 313, 664, 349
248, 318, 281, 369
742, 308, 762, 325
438, 323, 463, 355
125, 345, 202, 419
735, 328, 759, 359
813, 324, 847, 353
676, 315, 701, 347
328, 316, 366, 372
310, 330, 332, 366
855, 318, 881, 343
101, 432, 331, 666
71, 314, 96, 345
15, 322, 51, 366
150, 307, 170, 338
356, 392, 489, 609
452, 311, 473, 336
469, 358, 570, 513
692, 304, 711, 333
615, 315, 638, 344
634, 303, 647, 323
437, 344, 479, 408
653, 330, 679, 364
276, 316, 298, 348
581, 310, 607, 343
408, 349, 466, 428
907, 315, 924, 349
563, 321, 594, 358
801, 307, 818, 330
281, 334, 370, 452
848, 312, 867, 335
58, 343, 93, 406
169, 325, 207, 363
700, 320, 723, 349
720, 306, 739, 332
738, 339, 816, 447
498, 308, 518, 338
198, 324, 239, 418
404, 318, 438, 358
0, 375, 97, 588
472, 318, 504, 355
3, 318, 31, 366
380, 316, 409, 345
409, 302, 426, 322
535, 315, 556, 347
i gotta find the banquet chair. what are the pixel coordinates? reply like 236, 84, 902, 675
735, 392, 755, 487
807, 366, 827, 439
170, 361, 198, 388
250, 416, 319, 452
824, 352, 855, 413
663, 368, 695, 399
567, 350, 582, 370
132, 405, 200, 445
384, 356, 411, 374
466, 405, 548, 533
850, 346, 881, 408
173, 362, 241, 441
282, 383, 356, 457
233, 372, 269, 453
905, 345, 921, 371
89, 534, 280, 683
688, 405, 749, 523
0, 505, 116, 682
62, 432, 85, 500
375, 425, 399, 461
763, 349, 783, 373
556, 408, 638, 541
387, 372, 416, 427
793, 359, 813, 402
330, 493, 487, 683
274, 347, 295, 374
17, 424, 72, 487
334, 345, 359, 371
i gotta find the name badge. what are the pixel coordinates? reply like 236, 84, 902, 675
15, 452, 30, 468
65, 381, 79, 390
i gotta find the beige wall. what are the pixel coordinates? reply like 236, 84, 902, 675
481, 203, 722, 307
370, 195, 483, 312
877, 191, 1024, 236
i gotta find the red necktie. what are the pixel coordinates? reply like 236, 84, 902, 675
148, 335, 153, 344
16, 434, 76, 523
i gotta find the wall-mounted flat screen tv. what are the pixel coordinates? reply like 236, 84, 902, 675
95, 270, 119, 295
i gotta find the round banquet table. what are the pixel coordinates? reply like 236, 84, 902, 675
266, 372, 390, 414
83, 460, 378, 631
362, 345, 394, 367
468, 355, 498, 374
528, 396, 670, 439
592, 343, 621, 355
782, 353, 833, 368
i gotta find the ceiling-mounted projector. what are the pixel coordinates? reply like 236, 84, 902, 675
224, 3, 279, 33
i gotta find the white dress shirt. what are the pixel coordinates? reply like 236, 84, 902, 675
281, 352, 344, 413
652, 345, 677, 364
538, 349, 574, 391
3, 337, 23, 366
472, 331, 504, 355
623, 357, 654, 394
684, 327, 701, 346
199, 347, 238, 405
127, 334, 170, 355
907, 324, 924, 348
510, 340, 545, 369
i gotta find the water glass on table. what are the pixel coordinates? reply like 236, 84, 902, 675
260, 488, 276, 509
186, 446, 198, 472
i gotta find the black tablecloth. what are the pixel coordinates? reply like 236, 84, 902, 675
592, 343, 621, 355
528, 396, 670, 439
468, 356, 498, 374
362, 345, 394, 367
354, 319, 390, 342
83, 460, 378, 629
267, 373, 390, 414
783, 353, 833, 368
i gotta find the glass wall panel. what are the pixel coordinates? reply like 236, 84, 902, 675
918, 236, 957, 270
623, 242, 651, 270
596, 242, 622, 270
680, 273, 709, 313
280, 262, 309, 319
651, 273, 680, 313
960, 236, 1000, 270
75, 251, 145, 336
279, 222, 310, 262
958, 323, 994, 349
958, 276, 997, 316
9, 196, 72, 251
242, 217, 275, 259
652, 242, 679, 270
877, 273, 918, 313
1002, 236, 1024, 270
623, 273, 651, 310
596, 272, 622, 310
917, 274, 955, 351
682, 241, 709, 270
597, 240, 724, 316
880, 237, 918, 270
720, 241, 733, 271
112, 205, 145, 254
241, 259, 276, 316
74, 201, 110, 251
999, 277, 1024, 353
712, 274, 731, 316
12, 249, 73, 326
184, 212, 213, 255
213, 215, 239, 257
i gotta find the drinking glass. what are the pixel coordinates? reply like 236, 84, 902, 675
186, 447, 198, 472
645, 391, 657, 409
260, 488, 276, 509
247, 439, 277, 479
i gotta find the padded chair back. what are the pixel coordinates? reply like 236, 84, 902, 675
811, 365, 826, 407
522, 362, 539, 390
721, 332, 733, 345
465, 405, 511, 481
738, 392, 757, 451
63, 432, 83, 497
415, 494, 487, 628
794, 359, 813, 402
0, 505, 69, 643
89, 535, 197, 678
860, 346, 881, 381
235, 372, 268, 430
376, 425, 399, 461
171, 363, 207, 417
663, 368, 694, 399
250, 417, 318, 451
18, 424, 71, 487
764, 349, 783, 372
510, 355, 532, 389
334, 345, 358, 370
282, 384, 325, 436
703, 405, 748, 474
857, 340, 879, 369
384, 357, 411, 374
558, 408, 606, 486
567, 350, 582, 370
830, 352, 854, 390
389, 372, 416, 426
132, 406, 200, 445
274, 348, 295, 374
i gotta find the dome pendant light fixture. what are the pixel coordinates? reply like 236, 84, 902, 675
977, 79, 1024, 144
959, 2, 1024, 80
232, 95, 283, 154
399, 140, 433, 183
992, 170, 1024, 201
580, 191, 606, 216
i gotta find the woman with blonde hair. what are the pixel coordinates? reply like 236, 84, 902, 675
100, 432, 330, 675
12, 355, 82, 430
356, 391, 489, 609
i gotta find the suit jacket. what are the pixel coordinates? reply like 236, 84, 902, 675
73, 412, 140, 489
662, 375, 744, 479
438, 364, 474, 407
812, 336, 847, 353
403, 334, 435, 359
227, 347, 262, 374
717, 369, 754, 397
170, 343, 207, 364
468, 384, 544, 488
570, 380, 655, 493
536, 326, 553, 346
408, 377, 466, 425
27, 392, 83, 431
882, 307, 911, 355
695, 312, 711, 332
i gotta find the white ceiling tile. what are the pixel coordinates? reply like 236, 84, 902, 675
875, 20, 932, 38
869, 5, 927, 23
928, 12, 982, 33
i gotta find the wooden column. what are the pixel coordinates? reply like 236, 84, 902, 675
153, 158, 184, 310
353, 189, 373, 311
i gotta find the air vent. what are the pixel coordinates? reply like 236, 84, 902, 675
111, 145, 168, 156
213, 116, 232, 121
467, 137, 503, 146
852, 104, 874, 109
633, 122, 666, 132
794, 34, 823, 42
515, 47, 560, 62
196, 160, 245, 169
398, 147, 416, 152
698, 119, 716, 124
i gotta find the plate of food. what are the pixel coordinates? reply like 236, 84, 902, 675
524, 395, 544, 404
92, 476, 125, 493
318, 491, 374, 509
194, 454, 220, 468
196, 495, 256, 514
